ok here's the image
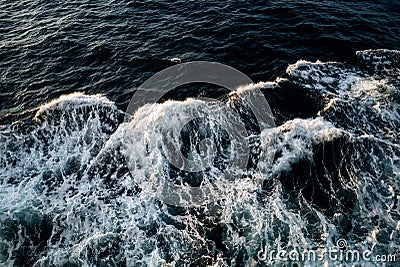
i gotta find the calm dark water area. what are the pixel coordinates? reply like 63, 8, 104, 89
0, 0, 399, 266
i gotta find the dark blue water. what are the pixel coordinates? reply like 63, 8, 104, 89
0, 1, 399, 266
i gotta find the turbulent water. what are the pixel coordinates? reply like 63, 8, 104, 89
1, 1, 400, 266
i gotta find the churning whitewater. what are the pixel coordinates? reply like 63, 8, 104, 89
0, 50, 399, 266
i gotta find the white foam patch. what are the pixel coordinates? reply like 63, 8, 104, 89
34, 92, 116, 120
286, 58, 399, 142
234, 81, 278, 95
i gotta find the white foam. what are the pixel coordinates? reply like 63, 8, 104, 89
34, 92, 116, 121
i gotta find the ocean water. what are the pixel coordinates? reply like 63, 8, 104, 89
1, 0, 400, 266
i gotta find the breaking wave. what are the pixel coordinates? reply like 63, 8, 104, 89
0, 49, 399, 266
